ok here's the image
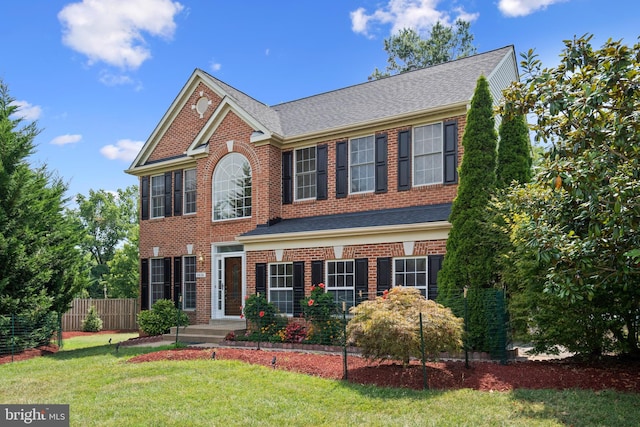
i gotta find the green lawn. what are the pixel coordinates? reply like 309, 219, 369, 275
0, 334, 638, 426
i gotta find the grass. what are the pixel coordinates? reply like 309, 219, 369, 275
0, 334, 638, 426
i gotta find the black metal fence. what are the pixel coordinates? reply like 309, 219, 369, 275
0, 313, 62, 362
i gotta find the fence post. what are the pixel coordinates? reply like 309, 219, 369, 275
11, 313, 15, 363
419, 312, 428, 390
342, 302, 347, 381
57, 312, 63, 349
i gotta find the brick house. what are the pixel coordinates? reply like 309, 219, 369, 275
126, 45, 518, 325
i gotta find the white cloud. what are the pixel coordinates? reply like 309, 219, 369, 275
210, 62, 222, 72
100, 139, 144, 161
350, 0, 478, 37
9, 100, 42, 121
58, 0, 184, 70
99, 71, 134, 86
51, 134, 82, 146
498, 0, 567, 17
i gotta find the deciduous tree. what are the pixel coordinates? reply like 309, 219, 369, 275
369, 20, 476, 80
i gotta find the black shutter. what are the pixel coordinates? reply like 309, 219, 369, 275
376, 257, 392, 295
375, 133, 388, 193
173, 257, 182, 308
141, 259, 149, 310
355, 258, 368, 306
173, 170, 183, 216
293, 261, 305, 317
443, 120, 458, 184
335, 141, 348, 198
428, 255, 444, 300
311, 260, 324, 286
397, 130, 412, 191
316, 144, 328, 200
164, 172, 172, 217
141, 176, 149, 220
163, 257, 172, 300
282, 151, 293, 204
255, 263, 267, 296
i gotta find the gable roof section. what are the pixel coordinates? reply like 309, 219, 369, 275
128, 46, 516, 172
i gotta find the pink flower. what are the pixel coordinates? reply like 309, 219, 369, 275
240, 313, 244, 319
318, 283, 325, 289
245, 295, 250, 300
259, 311, 265, 318
382, 289, 389, 300
310, 285, 316, 291
308, 299, 315, 306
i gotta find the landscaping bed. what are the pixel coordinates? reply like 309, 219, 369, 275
128, 347, 640, 393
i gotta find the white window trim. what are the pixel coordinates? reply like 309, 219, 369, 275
325, 259, 356, 308
348, 134, 375, 195
294, 146, 317, 202
393, 256, 429, 298
268, 262, 294, 316
150, 174, 165, 219
212, 153, 252, 222
149, 258, 164, 307
183, 168, 197, 216
412, 122, 444, 187
183, 255, 197, 311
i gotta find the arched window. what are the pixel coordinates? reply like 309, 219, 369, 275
213, 153, 252, 220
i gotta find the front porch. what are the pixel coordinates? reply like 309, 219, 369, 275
165, 319, 246, 344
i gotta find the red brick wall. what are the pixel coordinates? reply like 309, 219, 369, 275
138, 83, 465, 323
148, 83, 222, 162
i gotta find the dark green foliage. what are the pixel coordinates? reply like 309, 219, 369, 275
499, 35, 640, 356
0, 312, 57, 355
241, 294, 287, 342
370, 20, 476, 80
437, 75, 499, 351
301, 284, 342, 345
71, 186, 139, 298
137, 299, 188, 336
0, 80, 84, 331
81, 305, 103, 332
496, 114, 532, 189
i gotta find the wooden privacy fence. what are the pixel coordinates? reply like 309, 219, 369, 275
62, 298, 139, 331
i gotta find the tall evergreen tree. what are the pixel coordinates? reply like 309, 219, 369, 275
437, 75, 499, 351
496, 114, 532, 188
0, 80, 84, 321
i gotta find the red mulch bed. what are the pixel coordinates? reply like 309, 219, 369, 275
127, 347, 640, 393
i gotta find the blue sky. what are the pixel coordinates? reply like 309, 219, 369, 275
2, 0, 638, 201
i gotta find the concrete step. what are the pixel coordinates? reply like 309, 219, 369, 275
163, 321, 246, 344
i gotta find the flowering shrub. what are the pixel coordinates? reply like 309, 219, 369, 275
301, 283, 342, 345
241, 294, 287, 342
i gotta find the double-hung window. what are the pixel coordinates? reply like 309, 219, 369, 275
326, 260, 355, 310
269, 263, 293, 315
184, 169, 197, 214
295, 147, 316, 200
151, 175, 165, 218
183, 256, 196, 310
350, 135, 375, 193
394, 257, 428, 297
150, 259, 164, 306
413, 123, 443, 186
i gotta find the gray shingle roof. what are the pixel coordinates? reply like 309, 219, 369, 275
202, 46, 513, 139
241, 203, 452, 237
